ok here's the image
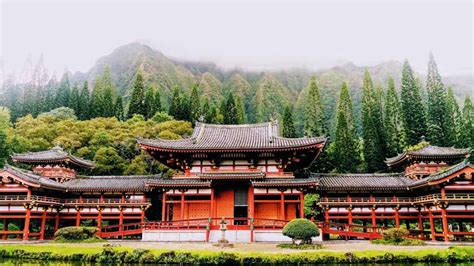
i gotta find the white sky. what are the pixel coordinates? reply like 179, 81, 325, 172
1, 0, 473, 77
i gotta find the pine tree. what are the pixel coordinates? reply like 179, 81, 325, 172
223, 92, 238, 124
168, 87, 180, 118
89, 77, 103, 118
282, 106, 296, 138
400, 60, 427, 146
235, 96, 246, 124
333, 82, 360, 172
189, 84, 201, 124
361, 70, 386, 172
100, 67, 115, 117
202, 98, 210, 122
78, 81, 90, 120
304, 76, 326, 137
384, 77, 405, 156
445, 87, 462, 146
69, 83, 80, 115
426, 53, 452, 146
153, 90, 162, 114
55, 73, 71, 108
205, 104, 219, 124
114, 95, 124, 121
459, 97, 474, 149
128, 71, 147, 118
0, 130, 8, 167
144, 86, 155, 119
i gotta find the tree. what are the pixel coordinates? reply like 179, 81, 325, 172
188, 84, 201, 124
223, 92, 238, 124
361, 70, 386, 172
114, 96, 124, 121
303, 76, 326, 137
235, 96, 246, 124
100, 67, 115, 117
384, 77, 405, 156
0, 130, 9, 167
93, 147, 125, 175
143, 86, 155, 119
282, 106, 297, 138
446, 87, 462, 146
69, 83, 80, 115
128, 71, 146, 118
426, 53, 453, 146
205, 104, 219, 124
168, 87, 181, 118
153, 89, 162, 114
459, 97, 474, 149
78, 81, 90, 120
333, 82, 360, 172
400, 60, 426, 146
55, 73, 70, 108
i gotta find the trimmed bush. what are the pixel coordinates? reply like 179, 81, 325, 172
282, 218, 319, 244
54, 226, 101, 242
382, 228, 409, 242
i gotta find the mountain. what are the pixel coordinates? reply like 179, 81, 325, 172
72, 42, 472, 133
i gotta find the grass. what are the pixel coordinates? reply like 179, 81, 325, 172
372, 238, 427, 246
276, 243, 323, 249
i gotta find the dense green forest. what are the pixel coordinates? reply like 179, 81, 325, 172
0, 43, 473, 175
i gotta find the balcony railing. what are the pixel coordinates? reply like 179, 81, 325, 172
0, 195, 150, 205
320, 193, 474, 205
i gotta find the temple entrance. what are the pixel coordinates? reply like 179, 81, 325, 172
234, 187, 248, 225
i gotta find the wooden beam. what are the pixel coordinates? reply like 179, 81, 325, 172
428, 207, 436, 241
299, 192, 304, 218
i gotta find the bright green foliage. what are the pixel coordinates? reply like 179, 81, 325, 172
303, 76, 326, 137
282, 106, 296, 138
143, 86, 155, 119
205, 104, 219, 124
128, 72, 147, 118
38, 107, 77, 121
0, 130, 9, 167
255, 75, 289, 122
124, 153, 148, 175
189, 84, 201, 124
223, 92, 238, 124
426, 53, 453, 146
151, 112, 173, 123
78, 81, 90, 120
54, 226, 100, 242
361, 70, 386, 172
384, 77, 405, 156
282, 218, 319, 244
446, 88, 462, 146
168, 87, 189, 121
459, 97, 474, 149
235, 96, 246, 124
55, 73, 71, 108
401, 60, 427, 145
382, 228, 409, 242
93, 147, 126, 175
333, 82, 360, 172
0, 106, 11, 130
303, 193, 319, 218
114, 96, 124, 121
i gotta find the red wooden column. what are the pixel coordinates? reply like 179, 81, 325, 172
210, 188, 215, 219
2, 219, 8, 240
299, 192, 304, 218
23, 188, 32, 241
280, 191, 285, 221
370, 193, 376, 230
394, 207, 400, 228
428, 207, 436, 241
54, 211, 60, 232
248, 186, 255, 242
141, 194, 147, 224
440, 188, 449, 242
119, 193, 125, 238
76, 194, 83, 227
180, 191, 185, 220
39, 207, 47, 240
417, 208, 424, 238
161, 192, 167, 222
346, 194, 353, 231
98, 193, 104, 230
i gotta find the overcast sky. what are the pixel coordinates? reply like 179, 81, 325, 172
1, 0, 473, 77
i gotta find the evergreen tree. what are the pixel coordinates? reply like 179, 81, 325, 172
128, 71, 147, 118
0, 130, 8, 167
400, 60, 427, 145
153, 89, 162, 114
304, 76, 326, 137
459, 97, 474, 149
55, 73, 71, 108
426, 53, 453, 146
384, 77, 405, 156
282, 106, 296, 138
100, 67, 115, 117
446, 87, 462, 146
114, 96, 124, 121
223, 92, 238, 124
205, 104, 219, 124
177, 96, 190, 121
144, 86, 155, 119
235, 96, 246, 124
69, 83, 80, 115
333, 82, 360, 172
189, 84, 201, 124
361, 70, 386, 172
89, 77, 103, 118
168, 87, 180, 118
78, 81, 90, 120
202, 98, 210, 122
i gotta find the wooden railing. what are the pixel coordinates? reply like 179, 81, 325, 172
321, 193, 474, 205
142, 217, 288, 231
0, 195, 150, 205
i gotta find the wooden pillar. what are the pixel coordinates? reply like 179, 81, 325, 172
161, 192, 167, 222
418, 209, 424, 231
39, 208, 47, 240
54, 211, 60, 232
75, 211, 81, 226
441, 207, 449, 242
23, 208, 31, 241
210, 188, 215, 219
180, 191, 185, 220
141, 194, 146, 224
371, 207, 376, 229
428, 207, 436, 241
248, 186, 255, 242
299, 192, 304, 218
97, 209, 103, 231
394, 207, 400, 228
280, 191, 285, 221
2, 219, 8, 240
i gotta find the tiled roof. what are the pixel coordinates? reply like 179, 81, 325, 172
138, 121, 326, 152
411, 160, 474, 187
385, 145, 470, 167
198, 172, 266, 180
315, 173, 412, 191
252, 178, 319, 188
64, 175, 162, 192
2, 165, 65, 190
145, 179, 211, 188
12, 146, 95, 169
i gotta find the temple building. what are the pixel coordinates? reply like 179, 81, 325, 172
0, 122, 473, 242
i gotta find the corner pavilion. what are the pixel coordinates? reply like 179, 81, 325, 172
0, 122, 473, 242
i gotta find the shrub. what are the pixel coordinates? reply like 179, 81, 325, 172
382, 228, 409, 242
282, 218, 319, 244
54, 226, 101, 242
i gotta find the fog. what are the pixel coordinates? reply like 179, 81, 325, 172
1, 0, 473, 77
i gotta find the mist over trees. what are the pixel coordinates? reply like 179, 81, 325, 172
0, 47, 473, 174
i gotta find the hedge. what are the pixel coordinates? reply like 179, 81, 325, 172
0, 246, 473, 264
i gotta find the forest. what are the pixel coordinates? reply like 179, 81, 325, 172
0, 46, 473, 176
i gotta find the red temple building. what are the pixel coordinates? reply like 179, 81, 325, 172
0, 122, 473, 242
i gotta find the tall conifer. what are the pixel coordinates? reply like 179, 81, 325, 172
384, 77, 405, 156
128, 71, 146, 118
189, 84, 201, 124
78, 81, 90, 120
459, 97, 474, 149
55, 73, 71, 108
69, 83, 80, 115
114, 95, 124, 121
446, 87, 462, 146
304, 76, 326, 137
282, 106, 296, 138
144, 86, 155, 119
235, 96, 246, 124
223, 92, 238, 124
